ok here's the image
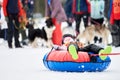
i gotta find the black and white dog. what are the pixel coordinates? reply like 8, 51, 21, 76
27, 18, 55, 48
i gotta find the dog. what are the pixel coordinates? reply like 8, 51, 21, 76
77, 24, 112, 47
27, 18, 55, 48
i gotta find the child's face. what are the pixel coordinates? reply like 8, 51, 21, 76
63, 37, 74, 44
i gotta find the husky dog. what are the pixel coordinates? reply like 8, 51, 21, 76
77, 25, 112, 47
27, 18, 55, 48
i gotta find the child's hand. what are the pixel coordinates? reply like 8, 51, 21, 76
77, 42, 84, 48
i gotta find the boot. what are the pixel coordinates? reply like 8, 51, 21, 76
68, 44, 79, 60
8, 43, 12, 48
99, 46, 112, 60
8, 39, 13, 48
15, 40, 22, 48
112, 34, 120, 47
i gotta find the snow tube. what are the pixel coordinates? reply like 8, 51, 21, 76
43, 50, 111, 72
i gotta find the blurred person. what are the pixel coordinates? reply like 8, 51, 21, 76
0, 0, 8, 40
72, 0, 90, 36
20, 0, 29, 45
3, 0, 23, 48
19, 6, 28, 45
109, 0, 120, 25
45, 0, 67, 45
64, 0, 74, 27
104, 0, 110, 20
21, 0, 29, 12
28, 0, 34, 18
108, 0, 120, 47
88, 0, 105, 25
21, 0, 34, 18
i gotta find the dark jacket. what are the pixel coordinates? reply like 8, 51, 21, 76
3, 0, 23, 16
72, 0, 88, 14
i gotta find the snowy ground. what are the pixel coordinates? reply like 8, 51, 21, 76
0, 43, 120, 80
0, 18, 120, 80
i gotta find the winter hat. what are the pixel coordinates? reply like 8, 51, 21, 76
62, 34, 75, 44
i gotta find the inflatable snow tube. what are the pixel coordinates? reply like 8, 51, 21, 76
43, 50, 111, 72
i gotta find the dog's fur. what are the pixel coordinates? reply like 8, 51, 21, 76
27, 18, 55, 48
77, 24, 112, 46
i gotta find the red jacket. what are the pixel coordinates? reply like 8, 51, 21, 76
109, 0, 120, 24
3, 0, 23, 17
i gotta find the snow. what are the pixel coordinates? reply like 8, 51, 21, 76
0, 44, 120, 80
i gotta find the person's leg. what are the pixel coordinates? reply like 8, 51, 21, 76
74, 14, 82, 34
3, 29, 8, 40
118, 20, 120, 46
83, 13, 89, 28
117, 20, 120, 46
78, 44, 102, 53
19, 29, 28, 45
7, 15, 14, 48
79, 44, 112, 60
13, 14, 22, 48
14, 27, 22, 47
112, 20, 120, 47
52, 18, 62, 45
68, 44, 102, 60
0, 29, 3, 38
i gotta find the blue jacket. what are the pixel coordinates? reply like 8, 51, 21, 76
72, 0, 88, 14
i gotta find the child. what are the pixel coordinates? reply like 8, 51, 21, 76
54, 34, 112, 61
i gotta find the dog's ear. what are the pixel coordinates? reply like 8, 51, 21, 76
45, 18, 52, 23
45, 18, 53, 27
